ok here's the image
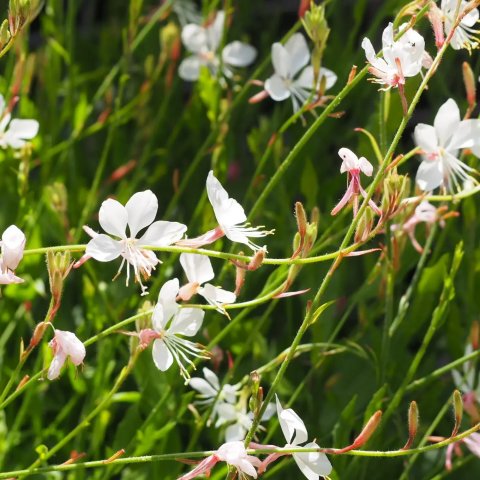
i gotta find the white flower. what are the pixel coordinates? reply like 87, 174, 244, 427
362, 23, 425, 89
179, 10, 257, 81
0, 225, 25, 284
151, 278, 206, 380
83, 190, 187, 295
190, 367, 239, 419
414, 98, 480, 191
48, 330, 86, 380
441, 0, 479, 50
178, 440, 261, 480
179, 253, 236, 311
216, 400, 276, 442
264, 33, 337, 112
206, 171, 273, 251
0, 94, 39, 149
273, 396, 332, 480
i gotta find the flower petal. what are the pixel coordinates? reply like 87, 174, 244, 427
434, 99, 460, 147
189, 377, 217, 397
7, 119, 39, 140
181, 24, 208, 53
222, 41, 257, 67
85, 234, 123, 261
203, 367, 221, 391
99, 198, 128, 238
293, 442, 332, 479
448, 119, 480, 150
225, 423, 246, 442
48, 350, 67, 380
180, 253, 215, 285
206, 10, 225, 52
158, 278, 180, 323
125, 190, 158, 238
139, 220, 187, 246
179, 55, 203, 81
271, 42, 290, 78
413, 124, 438, 153
200, 284, 236, 306
169, 307, 205, 336
152, 339, 174, 371
320, 67, 337, 90
359, 157, 373, 176
284, 33, 310, 77
275, 395, 308, 445
1, 224, 26, 271
54, 330, 86, 366
265, 74, 291, 101
416, 159, 444, 191
206, 170, 248, 228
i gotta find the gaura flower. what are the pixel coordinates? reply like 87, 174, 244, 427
216, 400, 276, 442
0, 225, 25, 284
177, 171, 273, 251
259, 396, 332, 479
148, 278, 207, 380
445, 432, 480, 470
178, 440, 261, 480
190, 367, 239, 420
441, 0, 479, 50
331, 148, 382, 217
414, 98, 480, 192
263, 32, 337, 112
81, 190, 187, 295
391, 201, 441, 253
179, 10, 257, 81
362, 23, 425, 90
48, 329, 86, 380
0, 94, 39, 150
178, 253, 236, 312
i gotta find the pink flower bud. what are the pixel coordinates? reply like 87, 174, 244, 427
48, 330, 86, 381
1, 225, 25, 272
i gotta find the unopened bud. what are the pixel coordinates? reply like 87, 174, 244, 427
463, 61, 476, 111
249, 372, 262, 415
295, 202, 308, 238
381, 172, 410, 218
298, 0, 310, 18
403, 401, 419, 450
452, 390, 463, 437
46, 251, 72, 299
471, 321, 479, 350
355, 208, 375, 243
0, 20, 11, 49
28, 321, 47, 349
45, 183, 68, 215
235, 262, 246, 296
428, 2, 445, 49
336, 410, 382, 453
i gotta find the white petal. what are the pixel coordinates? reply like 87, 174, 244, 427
434, 99, 460, 147
294, 66, 314, 90
200, 284, 236, 306
85, 234, 123, 261
358, 157, 373, 176
203, 367, 221, 391
181, 24, 208, 53
139, 220, 187, 246
338, 147, 359, 173
125, 190, 158, 238
0, 269, 24, 284
319, 67, 337, 90
152, 303, 167, 331
98, 198, 128, 238
180, 253, 215, 285
462, 5, 479, 27
169, 307, 204, 336
1, 224, 25, 271
275, 396, 308, 445
216, 402, 238, 422
206, 170, 247, 228
271, 42, 290, 78
222, 41, 257, 67
158, 278, 180, 324
264, 74, 291, 101
7, 119, 39, 140
413, 124, 438, 153
262, 402, 277, 420
448, 119, 480, 150
152, 339, 174, 371
293, 442, 332, 479
55, 330, 86, 366
48, 351, 67, 380
179, 55, 202, 81
207, 10, 225, 52
416, 159, 444, 191
283, 33, 310, 77
189, 377, 217, 397
225, 423, 246, 442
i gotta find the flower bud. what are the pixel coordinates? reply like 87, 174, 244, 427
427, 2, 445, 49
452, 389, 463, 437
381, 172, 410, 219
463, 61, 476, 111
46, 250, 72, 300
0, 20, 11, 49
470, 321, 479, 350
8, 0, 42, 36
403, 401, 419, 450
355, 208, 375, 243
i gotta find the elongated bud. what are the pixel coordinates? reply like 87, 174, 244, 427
295, 202, 308, 238
428, 2, 445, 49
335, 410, 382, 453
0, 20, 11, 49
463, 62, 476, 112
298, 0, 310, 18
403, 401, 419, 450
235, 262, 246, 296
471, 321, 479, 350
28, 321, 48, 349
452, 390, 463, 437
249, 371, 262, 415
